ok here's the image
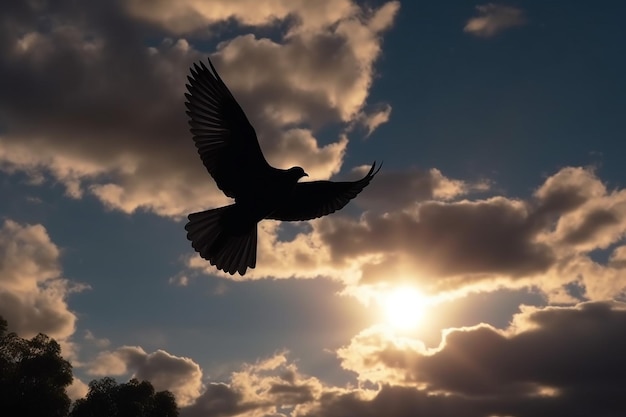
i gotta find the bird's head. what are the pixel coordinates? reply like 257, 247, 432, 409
288, 166, 308, 181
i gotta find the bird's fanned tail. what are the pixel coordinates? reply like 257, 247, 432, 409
185, 206, 257, 275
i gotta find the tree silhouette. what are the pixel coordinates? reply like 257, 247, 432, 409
0, 316, 73, 417
0, 316, 179, 417
70, 377, 178, 417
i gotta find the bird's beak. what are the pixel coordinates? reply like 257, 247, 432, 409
304, 172, 309, 177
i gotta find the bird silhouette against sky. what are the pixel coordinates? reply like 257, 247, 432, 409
184, 58, 381, 275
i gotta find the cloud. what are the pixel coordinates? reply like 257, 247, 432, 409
84, 329, 111, 348
329, 301, 626, 417
331, 166, 626, 299
174, 306, 626, 417
181, 383, 258, 417
320, 197, 554, 284
303, 384, 565, 417
464, 4, 526, 38
0, 0, 400, 217
66, 377, 90, 401
348, 301, 626, 393
88, 345, 203, 406
541, 169, 626, 252
355, 166, 488, 211
0, 219, 81, 341
125, 0, 359, 34
181, 352, 325, 417
185, 166, 488, 281
610, 245, 626, 269
356, 104, 392, 137
185, 166, 626, 306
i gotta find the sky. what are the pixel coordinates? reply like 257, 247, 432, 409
1, 0, 626, 416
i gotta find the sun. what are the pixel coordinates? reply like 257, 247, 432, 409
381, 286, 427, 330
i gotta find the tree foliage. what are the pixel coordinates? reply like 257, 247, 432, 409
0, 315, 179, 417
70, 377, 179, 417
0, 317, 73, 417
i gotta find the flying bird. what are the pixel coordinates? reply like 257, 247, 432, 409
184, 57, 381, 275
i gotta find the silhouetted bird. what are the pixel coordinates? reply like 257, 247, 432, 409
184, 58, 381, 275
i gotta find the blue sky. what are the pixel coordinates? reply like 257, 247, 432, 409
1, 1, 626, 416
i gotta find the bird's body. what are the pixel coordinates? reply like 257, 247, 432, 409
184, 58, 380, 275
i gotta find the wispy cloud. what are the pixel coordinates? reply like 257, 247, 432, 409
464, 4, 526, 38
84, 330, 111, 348
356, 104, 392, 137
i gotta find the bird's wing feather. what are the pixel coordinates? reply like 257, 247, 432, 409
185, 58, 270, 198
267, 162, 382, 221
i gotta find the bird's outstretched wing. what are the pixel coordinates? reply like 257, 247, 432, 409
185, 58, 270, 198
267, 162, 382, 221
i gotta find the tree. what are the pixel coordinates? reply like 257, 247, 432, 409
70, 377, 178, 417
0, 316, 178, 417
0, 316, 73, 417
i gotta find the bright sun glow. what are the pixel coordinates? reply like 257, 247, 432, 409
382, 286, 426, 330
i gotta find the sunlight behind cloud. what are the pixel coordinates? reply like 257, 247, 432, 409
381, 286, 427, 330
